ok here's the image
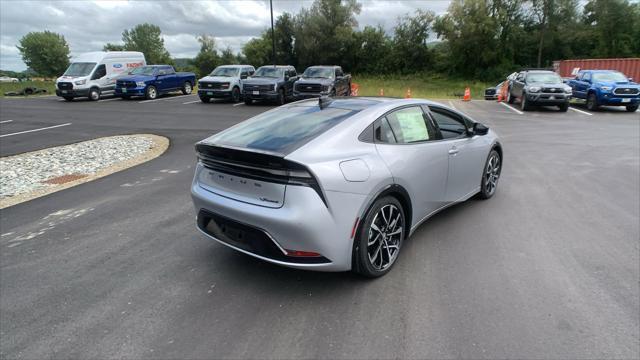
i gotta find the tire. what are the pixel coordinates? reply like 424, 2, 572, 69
558, 102, 569, 112
586, 93, 599, 111
63, 96, 74, 101
478, 149, 501, 199
145, 86, 158, 100
507, 89, 515, 104
626, 104, 638, 112
181, 81, 193, 95
231, 86, 241, 103
244, 97, 252, 105
520, 93, 531, 111
88, 87, 100, 101
121, 95, 131, 100
346, 83, 351, 96
276, 88, 286, 105
199, 95, 210, 103
353, 196, 405, 278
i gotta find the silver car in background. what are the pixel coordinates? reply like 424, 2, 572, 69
191, 97, 502, 277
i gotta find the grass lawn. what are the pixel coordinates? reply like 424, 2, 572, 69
352, 74, 493, 100
0, 81, 56, 98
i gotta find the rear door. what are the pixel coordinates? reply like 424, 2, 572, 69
428, 106, 486, 202
158, 67, 178, 90
373, 105, 450, 223
512, 72, 525, 98
575, 72, 591, 98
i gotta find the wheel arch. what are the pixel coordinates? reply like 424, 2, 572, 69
357, 184, 413, 240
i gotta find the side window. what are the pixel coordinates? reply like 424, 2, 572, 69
583, 72, 591, 82
289, 69, 297, 78
91, 64, 106, 80
385, 106, 432, 143
429, 107, 467, 140
517, 73, 525, 82
335, 68, 343, 77
157, 68, 166, 76
240, 70, 248, 78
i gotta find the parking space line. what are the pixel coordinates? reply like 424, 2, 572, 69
0, 123, 72, 138
0, 120, 14, 124
500, 102, 524, 115
182, 100, 200, 105
232, 103, 244, 107
569, 107, 593, 116
448, 100, 458, 110
138, 95, 191, 104
99, 98, 121, 102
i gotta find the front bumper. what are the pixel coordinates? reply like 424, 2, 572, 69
115, 87, 146, 97
597, 93, 640, 106
294, 91, 330, 99
526, 92, 570, 105
198, 89, 232, 98
191, 164, 365, 271
56, 88, 89, 98
243, 91, 279, 101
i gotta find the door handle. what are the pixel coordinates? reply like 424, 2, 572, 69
448, 146, 459, 155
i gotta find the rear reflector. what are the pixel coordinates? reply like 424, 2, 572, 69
350, 217, 359, 239
286, 249, 322, 257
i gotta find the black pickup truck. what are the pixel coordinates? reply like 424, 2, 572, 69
294, 66, 351, 99
507, 70, 572, 111
242, 65, 298, 105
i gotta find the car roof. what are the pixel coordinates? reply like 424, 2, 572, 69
258, 65, 293, 69
582, 69, 621, 73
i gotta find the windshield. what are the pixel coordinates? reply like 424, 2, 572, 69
526, 73, 562, 83
592, 72, 628, 82
303, 68, 334, 79
210, 67, 239, 77
129, 66, 157, 76
208, 105, 358, 154
63, 62, 97, 77
254, 67, 283, 78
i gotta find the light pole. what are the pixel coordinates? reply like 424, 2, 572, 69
270, 0, 276, 67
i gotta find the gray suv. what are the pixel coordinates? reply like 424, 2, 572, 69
507, 70, 572, 111
242, 65, 298, 105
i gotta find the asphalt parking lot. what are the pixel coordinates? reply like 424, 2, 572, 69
1, 94, 638, 359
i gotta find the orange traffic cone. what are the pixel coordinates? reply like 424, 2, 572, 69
497, 92, 503, 102
463, 87, 471, 101
379, 88, 384, 96
405, 88, 412, 99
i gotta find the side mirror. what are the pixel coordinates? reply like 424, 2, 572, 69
471, 122, 489, 136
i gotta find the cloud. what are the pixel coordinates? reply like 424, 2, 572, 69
0, 0, 452, 71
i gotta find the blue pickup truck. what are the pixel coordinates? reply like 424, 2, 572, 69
115, 65, 196, 100
566, 70, 639, 112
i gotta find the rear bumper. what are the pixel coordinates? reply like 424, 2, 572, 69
115, 87, 146, 97
191, 163, 365, 271
198, 89, 232, 98
56, 88, 89, 97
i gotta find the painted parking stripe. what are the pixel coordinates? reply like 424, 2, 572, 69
0, 120, 14, 124
232, 103, 244, 107
500, 102, 524, 115
569, 107, 593, 116
448, 100, 458, 110
0, 123, 71, 138
99, 97, 122, 102
182, 100, 200, 105
138, 94, 192, 104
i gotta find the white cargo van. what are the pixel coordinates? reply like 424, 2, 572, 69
56, 51, 145, 101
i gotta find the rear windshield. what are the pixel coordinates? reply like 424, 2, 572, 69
63, 62, 96, 76
207, 105, 358, 154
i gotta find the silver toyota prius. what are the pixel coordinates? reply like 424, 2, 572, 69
191, 97, 502, 277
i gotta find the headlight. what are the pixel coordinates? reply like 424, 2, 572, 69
600, 86, 612, 91
136, 81, 146, 87
221, 83, 230, 89
528, 86, 541, 93
322, 85, 331, 92
74, 79, 86, 85
271, 84, 276, 91
564, 87, 572, 94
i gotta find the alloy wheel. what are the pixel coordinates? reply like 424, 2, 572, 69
367, 204, 403, 271
484, 152, 501, 196
184, 82, 192, 94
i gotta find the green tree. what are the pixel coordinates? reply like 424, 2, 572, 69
16, 31, 70, 78
274, 12, 297, 66
350, 25, 392, 74
583, 0, 638, 57
219, 47, 240, 65
192, 34, 220, 78
120, 23, 173, 64
103, 43, 125, 51
243, 31, 273, 67
391, 10, 436, 74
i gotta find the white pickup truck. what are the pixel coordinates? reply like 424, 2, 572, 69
197, 65, 255, 103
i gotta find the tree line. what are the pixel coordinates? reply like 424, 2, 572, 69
14, 0, 640, 81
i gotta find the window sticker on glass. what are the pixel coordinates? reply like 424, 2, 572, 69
387, 108, 429, 143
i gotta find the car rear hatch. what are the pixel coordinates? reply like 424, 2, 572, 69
196, 144, 322, 208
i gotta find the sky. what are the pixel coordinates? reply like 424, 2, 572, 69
0, 0, 452, 71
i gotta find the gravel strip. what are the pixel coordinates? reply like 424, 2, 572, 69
0, 134, 169, 208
